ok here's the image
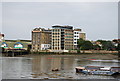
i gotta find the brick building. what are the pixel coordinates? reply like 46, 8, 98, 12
32, 28, 51, 52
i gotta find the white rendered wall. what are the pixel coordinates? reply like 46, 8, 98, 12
41, 44, 51, 50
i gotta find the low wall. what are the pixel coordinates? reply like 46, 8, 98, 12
31, 50, 118, 54
80, 50, 118, 54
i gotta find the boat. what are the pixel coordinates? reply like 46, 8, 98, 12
75, 66, 120, 75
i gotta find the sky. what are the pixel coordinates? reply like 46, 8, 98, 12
1, 2, 118, 41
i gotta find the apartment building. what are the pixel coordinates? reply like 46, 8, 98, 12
32, 28, 51, 52
74, 29, 86, 49
79, 32, 86, 40
52, 25, 74, 51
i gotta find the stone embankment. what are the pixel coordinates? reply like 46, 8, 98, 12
69, 50, 118, 54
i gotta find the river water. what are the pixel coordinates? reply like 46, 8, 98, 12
1, 54, 120, 79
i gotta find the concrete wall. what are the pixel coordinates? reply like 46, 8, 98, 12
80, 50, 118, 54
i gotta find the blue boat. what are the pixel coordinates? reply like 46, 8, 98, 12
75, 66, 120, 75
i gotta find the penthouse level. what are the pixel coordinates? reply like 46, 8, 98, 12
52, 25, 73, 29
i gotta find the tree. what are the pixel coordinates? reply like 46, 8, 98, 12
93, 45, 101, 50
96, 40, 115, 50
77, 39, 93, 50
117, 43, 120, 51
97, 40, 107, 50
106, 41, 115, 51
80, 41, 93, 50
77, 38, 85, 49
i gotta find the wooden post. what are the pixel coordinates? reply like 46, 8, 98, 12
12, 51, 14, 57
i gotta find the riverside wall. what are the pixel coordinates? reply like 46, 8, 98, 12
69, 50, 118, 54
31, 50, 118, 54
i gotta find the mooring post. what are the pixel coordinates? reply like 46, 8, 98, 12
6, 51, 8, 56
12, 51, 14, 57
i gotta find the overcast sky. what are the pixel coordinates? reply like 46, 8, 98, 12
1, 2, 118, 40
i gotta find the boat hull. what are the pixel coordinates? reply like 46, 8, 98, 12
75, 67, 119, 76
81, 70, 116, 75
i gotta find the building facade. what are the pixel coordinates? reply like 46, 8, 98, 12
52, 25, 74, 51
79, 32, 86, 40
32, 28, 51, 52
74, 29, 81, 49
74, 29, 86, 49
0, 33, 4, 42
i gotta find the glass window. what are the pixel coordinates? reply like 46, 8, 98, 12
74, 42, 77, 44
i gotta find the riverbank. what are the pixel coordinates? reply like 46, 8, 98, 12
2, 50, 119, 60
31, 50, 118, 54
2, 49, 119, 57
14, 53, 119, 60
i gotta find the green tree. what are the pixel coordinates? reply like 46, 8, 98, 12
77, 38, 85, 53
97, 40, 115, 50
117, 43, 120, 51
106, 41, 115, 50
80, 41, 93, 50
97, 40, 106, 50
77, 39, 93, 50
77, 38, 85, 49
93, 45, 101, 50
118, 43, 120, 58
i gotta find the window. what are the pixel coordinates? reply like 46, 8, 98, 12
74, 42, 77, 44
45, 45, 47, 47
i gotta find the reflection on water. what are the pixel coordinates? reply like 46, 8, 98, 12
2, 54, 120, 79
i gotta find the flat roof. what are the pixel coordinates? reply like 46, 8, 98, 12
52, 25, 73, 29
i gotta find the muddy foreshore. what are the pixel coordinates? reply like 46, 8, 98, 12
13, 53, 119, 60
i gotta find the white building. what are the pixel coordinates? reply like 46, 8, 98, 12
74, 29, 86, 49
41, 44, 51, 50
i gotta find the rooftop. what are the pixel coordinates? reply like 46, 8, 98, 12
0, 34, 4, 37
32, 27, 51, 32
74, 29, 81, 31
52, 25, 73, 29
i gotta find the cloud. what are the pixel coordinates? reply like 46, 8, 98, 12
2, 2, 118, 40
